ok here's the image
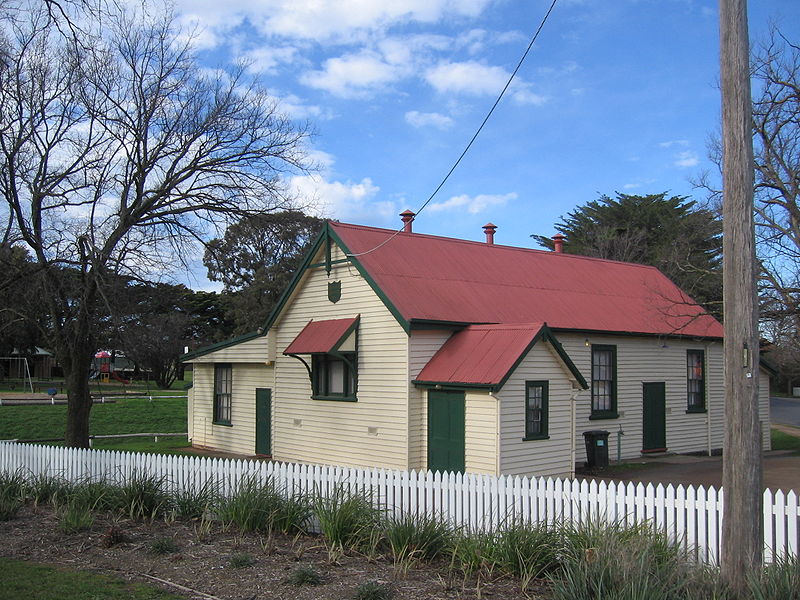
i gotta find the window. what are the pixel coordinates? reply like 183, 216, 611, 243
312, 353, 357, 400
591, 345, 618, 418
213, 364, 232, 425
524, 381, 549, 439
687, 350, 706, 412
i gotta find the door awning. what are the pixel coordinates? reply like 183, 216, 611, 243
283, 316, 359, 355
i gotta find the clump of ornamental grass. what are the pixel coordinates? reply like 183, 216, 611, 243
313, 484, 382, 554
383, 513, 453, 574
284, 565, 324, 586
748, 553, 800, 600
116, 470, 169, 520
170, 478, 219, 521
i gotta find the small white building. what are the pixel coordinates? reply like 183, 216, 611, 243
183, 215, 771, 477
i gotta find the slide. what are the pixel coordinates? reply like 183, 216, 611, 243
110, 371, 130, 385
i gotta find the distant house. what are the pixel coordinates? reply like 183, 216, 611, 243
183, 213, 771, 477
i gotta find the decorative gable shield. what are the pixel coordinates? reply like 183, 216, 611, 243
328, 280, 341, 303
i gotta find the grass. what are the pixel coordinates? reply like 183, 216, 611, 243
284, 565, 324, 586
2, 559, 186, 599
0, 396, 188, 453
771, 428, 800, 454
353, 580, 393, 600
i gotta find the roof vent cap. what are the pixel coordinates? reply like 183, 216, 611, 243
483, 223, 497, 245
552, 233, 565, 253
400, 209, 416, 233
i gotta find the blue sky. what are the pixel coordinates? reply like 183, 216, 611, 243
173, 0, 799, 291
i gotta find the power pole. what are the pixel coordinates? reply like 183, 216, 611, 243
719, 0, 762, 594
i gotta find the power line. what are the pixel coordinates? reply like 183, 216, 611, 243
347, 0, 560, 258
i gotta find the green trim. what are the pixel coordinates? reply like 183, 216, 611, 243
685, 407, 707, 414
212, 363, 233, 426
312, 395, 358, 402
589, 411, 619, 420
308, 258, 351, 269
590, 344, 617, 418
260, 222, 410, 335
181, 331, 263, 362
524, 380, 549, 439
686, 349, 706, 412
409, 319, 474, 331
261, 224, 332, 333
412, 380, 495, 391
495, 325, 588, 391
550, 327, 723, 342
326, 226, 411, 333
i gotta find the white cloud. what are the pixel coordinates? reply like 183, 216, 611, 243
425, 61, 545, 105
243, 46, 301, 75
659, 139, 690, 148
623, 183, 640, 190
174, 0, 492, 46
405, 110, 454, 129
278, 93, 334, 120
425, 61, 509, 95
427, 192, 517, 214
291, 174, 396, 222
300, 51, 399, 97
675, 150, 699, 168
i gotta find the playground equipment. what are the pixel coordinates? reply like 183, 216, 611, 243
0, 357, 34, 393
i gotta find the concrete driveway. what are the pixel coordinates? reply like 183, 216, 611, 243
771, 396, 800, 427
582, 427, 800, 493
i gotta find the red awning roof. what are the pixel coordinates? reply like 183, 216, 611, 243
330, 222, 723, 338
413, 323, 586, 389
283, 317, 358, 354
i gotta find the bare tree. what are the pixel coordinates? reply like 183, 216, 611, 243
0, 3, 309, 446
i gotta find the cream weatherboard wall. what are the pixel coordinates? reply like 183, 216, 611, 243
464, 391, 498, 475
188, 362, 274, 455
270, 242, 411, 470
555, 333, 771, 463
497, 341, 581, 478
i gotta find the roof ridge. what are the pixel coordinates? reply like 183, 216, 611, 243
329, 220, 661, 271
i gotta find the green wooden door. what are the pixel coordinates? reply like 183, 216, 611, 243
642, 382, 666, 452
255, 388, 271, 455
427, 390, 465, 473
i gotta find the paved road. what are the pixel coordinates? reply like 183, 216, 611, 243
771, 396, 800, 427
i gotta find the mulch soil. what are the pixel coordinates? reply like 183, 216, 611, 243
0, 505, 553, 600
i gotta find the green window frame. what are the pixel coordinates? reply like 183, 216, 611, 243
686, 349, 706, 413
523, 380, 549, 440
213, 363, 232, 425
591, 345, 618, 419
312, 352, 357, 401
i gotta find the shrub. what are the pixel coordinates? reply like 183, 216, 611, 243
117, 470, 169, 520
0, 494, 22, 521
313, 484, 382, 553
216, 475, 285, 532
748, 554, 800, 600
492, 521, 562, 588
58, 501, 94, 534
229, 552, 256, 569
27, 474, 68, 507
552, 521, 698, 600
170, 479, 218, 521
353, 581, 393, 600
0, 470, 27, 501
449, 530, 497, 576
284, 565, 324, 586
148, 536, 179, 555
384, 512, 453, 571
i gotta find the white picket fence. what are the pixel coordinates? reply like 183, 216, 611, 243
1, 442, 797, 565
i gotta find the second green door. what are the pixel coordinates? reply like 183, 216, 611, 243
427, 389, 465, 473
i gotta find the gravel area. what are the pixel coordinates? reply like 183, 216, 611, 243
0, 505, 552, 600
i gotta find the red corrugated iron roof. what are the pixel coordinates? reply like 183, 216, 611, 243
283, 317, 358, 354
415, 323, 546, 387
330, 222, 722, 338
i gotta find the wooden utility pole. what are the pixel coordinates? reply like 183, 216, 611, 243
719, 0, 762, 593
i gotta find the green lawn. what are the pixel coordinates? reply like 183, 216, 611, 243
771, 428, 800, 454
0, 396, 188, 453
1, 560, 186, 600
